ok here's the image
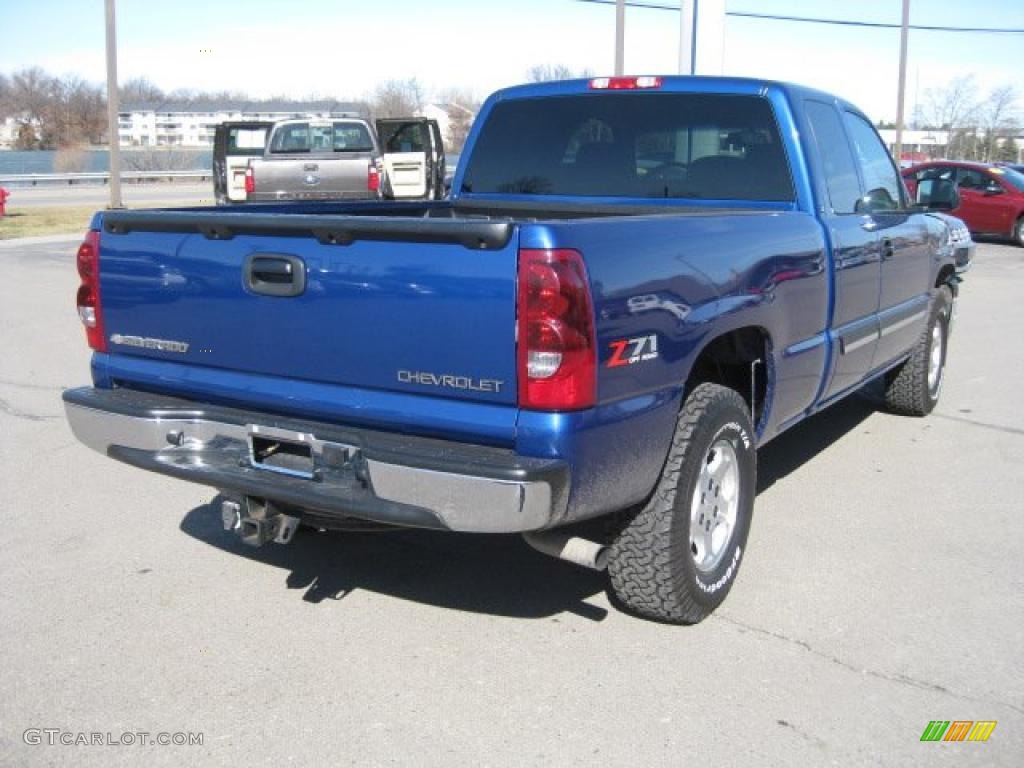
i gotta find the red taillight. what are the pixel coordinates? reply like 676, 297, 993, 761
244, 166, 255, 195
517, 249, 596, 411
76, 230, 106, 352
589, 76, 663, 90
367, 163, 380, 193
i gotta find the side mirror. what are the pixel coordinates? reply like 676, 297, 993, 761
917, 178, 960, 211
984, 182, 1004, 196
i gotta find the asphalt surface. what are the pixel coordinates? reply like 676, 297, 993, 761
0, 238, 1021, 767
3, 182, 212, 208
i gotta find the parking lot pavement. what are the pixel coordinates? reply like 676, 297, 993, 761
0, 239, 1021, 767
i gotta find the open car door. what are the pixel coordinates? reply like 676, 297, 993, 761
376, 118, 446, 200
213, 121, 273, 204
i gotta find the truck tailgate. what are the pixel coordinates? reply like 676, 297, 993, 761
252, 152, 375, 200
97, 212, 519, 412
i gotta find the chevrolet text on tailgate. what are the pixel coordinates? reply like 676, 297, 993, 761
65, 76, 962, 624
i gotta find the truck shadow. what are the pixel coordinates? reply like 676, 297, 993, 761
178, 384, 881, 622
179, 503, 610, 621
757, 385, 881, 494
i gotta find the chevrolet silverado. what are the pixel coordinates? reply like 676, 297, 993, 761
64, 76, 961, 623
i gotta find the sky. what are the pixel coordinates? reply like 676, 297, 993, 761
1, 0, 1022, 123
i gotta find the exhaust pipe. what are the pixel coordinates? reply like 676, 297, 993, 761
221, 496, 300, 547
522, 531, 609, 571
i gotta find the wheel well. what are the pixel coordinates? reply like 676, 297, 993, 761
935, 264, 955, 289
685, 327, 770, 427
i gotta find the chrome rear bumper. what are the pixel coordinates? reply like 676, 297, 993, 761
63, 387, 568, 533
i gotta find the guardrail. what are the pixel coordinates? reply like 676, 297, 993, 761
0, 170, 210, 187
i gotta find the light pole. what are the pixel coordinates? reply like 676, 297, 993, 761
894, 0, 910, 165
679, 0, 695, 75
614, 0, 625, 75
104, 0, 123, 209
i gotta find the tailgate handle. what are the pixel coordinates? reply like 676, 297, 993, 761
244, 254, 306, 297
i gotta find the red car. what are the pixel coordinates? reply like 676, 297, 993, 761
902, 161, 1024, 246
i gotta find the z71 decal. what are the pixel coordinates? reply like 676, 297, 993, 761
607, 334, 659, 367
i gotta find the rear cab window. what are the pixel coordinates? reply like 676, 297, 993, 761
462, 93, 794, 201
270, 122, 374, 154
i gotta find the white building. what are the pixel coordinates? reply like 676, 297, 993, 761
0, 117, 19, 149
877, 128, 951, 163
417, 103, 476, 150
117, 100, 367, 148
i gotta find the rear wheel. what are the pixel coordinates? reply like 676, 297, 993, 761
1014, 216, 1024, 247
884, 286, 951, 416
608, 383, 756, 624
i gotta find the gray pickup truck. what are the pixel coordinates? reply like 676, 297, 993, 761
245, 117, 383, 202
246, 117, 444, 202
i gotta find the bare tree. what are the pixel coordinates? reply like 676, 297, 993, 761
371, 79, 424, 119
996, 135, 1020, 163
167, 88, 199, 101
3, 68, 104, 148
119, 77, 165, 103
434, 87, 478, 152
526, 64, 592, 82
976, 86, 1019, 162
7, 67, 57, 146
0, 73, 10, 120
58, 75, 106, 145
918, 75, 980, 158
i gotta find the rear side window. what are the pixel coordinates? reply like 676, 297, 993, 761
380, 122, 427, 153
226, 127, 268, 156
462, 93, 794, 201
843, 112, 903, 211
804, 101, 861, 215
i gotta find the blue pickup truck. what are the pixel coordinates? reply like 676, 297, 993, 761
64, 76, 961, 624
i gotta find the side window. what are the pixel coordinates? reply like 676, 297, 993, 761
919, 166, 955, 183
843, 112, 903, 211
956, 168, 986, 189
804, 101, 861, 215
385, 123, 426, 153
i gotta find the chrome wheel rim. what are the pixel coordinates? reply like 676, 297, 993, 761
927, 321, 944, 393
689, 439, 740, 573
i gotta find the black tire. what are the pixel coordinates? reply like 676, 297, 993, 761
607, 383, 756, 624
884, 286, 952, 416
1014, 216, 1024, 248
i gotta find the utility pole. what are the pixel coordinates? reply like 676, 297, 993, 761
678, 0, 695, 75
894, 0, 910, 165
614, 0, 625, 75
104, 0, 123, 209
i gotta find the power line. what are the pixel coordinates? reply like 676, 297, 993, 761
574, 0, 1024, 35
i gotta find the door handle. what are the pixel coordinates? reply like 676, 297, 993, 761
244, 254, 306, 297
881, 238, 895, 261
